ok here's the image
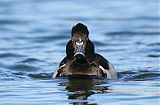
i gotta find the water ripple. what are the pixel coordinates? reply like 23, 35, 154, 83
9, 64, 38, 72
31, 35, 70, 43
106, 31, 160, 35
28, 73, 53, 79
19, 58, 44, 63
0, 53, 25, 58
118, 69, 160, 81
147, 54, 160, 58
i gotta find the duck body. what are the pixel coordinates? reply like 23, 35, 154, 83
53, 23, 117, 79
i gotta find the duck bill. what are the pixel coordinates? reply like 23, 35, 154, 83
74, 42, 85, 59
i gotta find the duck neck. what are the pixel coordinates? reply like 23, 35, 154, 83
66, 40, 74, 60
85, 39, 95, 63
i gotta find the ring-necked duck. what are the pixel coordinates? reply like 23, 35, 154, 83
53, 23, 117, 79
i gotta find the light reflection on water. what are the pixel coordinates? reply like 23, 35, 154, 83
0, 0, 159, 105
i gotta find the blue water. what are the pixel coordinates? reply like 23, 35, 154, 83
0, 0, 159, 105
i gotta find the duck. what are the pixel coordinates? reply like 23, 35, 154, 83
53, 23, 117, 79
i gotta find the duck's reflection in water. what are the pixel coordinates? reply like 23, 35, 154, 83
59, 76, 110, 105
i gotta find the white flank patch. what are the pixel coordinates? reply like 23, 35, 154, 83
52, 64, 66, 78
59, 64, 66, 69
99, 65, 112, 79
99, 65, 105, 71
52, 69, 58, 78
99, 62, 117, 79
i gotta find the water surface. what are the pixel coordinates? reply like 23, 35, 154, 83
0, 0, 159, 105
